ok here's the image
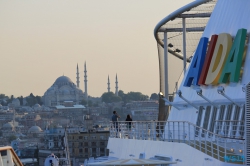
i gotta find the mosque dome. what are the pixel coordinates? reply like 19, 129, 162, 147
43, 66, 87, 107
54, 76, 74, 86
28, 126, 42, 133
3, 123, 14, 130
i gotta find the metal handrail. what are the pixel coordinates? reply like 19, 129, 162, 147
109, 120, 245, 164
215, 120, 244, 122
110, 120, 245, 140
0, 146, 23, 166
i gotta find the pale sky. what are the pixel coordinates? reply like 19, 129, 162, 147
0, 0, 193, 98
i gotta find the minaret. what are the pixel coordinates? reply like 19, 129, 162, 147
76, 63, 80, 88
107, 75, 110, 92
115, 74, 118, 96
84, 62, 88, 101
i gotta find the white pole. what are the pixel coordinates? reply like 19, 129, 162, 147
182, 18, 187, 74
164, 31, 169, 99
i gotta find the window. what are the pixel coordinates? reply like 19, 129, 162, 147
96, 148, 100, 156
84, 136, 88, 140
92, 136, 96, 139
216, 105, 225, 134
91, 142, 96, 146
209, 107, 217, 134
224, 104, 233, 135
79, 149, 83, 153
232, 106, 241, 136
100, 142, 105, 146
85, 148, 88, 153
89, 148, 92, 156
203, 106, 211, 130
196, 106, 203, 127
84, 142, 88, 146
79, 136, 83, 139
100, 148, 105, 153
195, 106, 204, 135
239, 106, 245, 137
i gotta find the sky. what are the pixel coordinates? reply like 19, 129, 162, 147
0, 0, 193, 98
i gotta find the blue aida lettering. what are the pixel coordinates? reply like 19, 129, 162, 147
224, 155, 244, 162
183, 37, 208, 87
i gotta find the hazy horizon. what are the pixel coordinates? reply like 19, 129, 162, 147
0, 0, 193, 98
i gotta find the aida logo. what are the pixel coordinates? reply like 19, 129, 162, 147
184, 28, 247, 87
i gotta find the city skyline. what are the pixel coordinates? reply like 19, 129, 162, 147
0, 0, 193, 98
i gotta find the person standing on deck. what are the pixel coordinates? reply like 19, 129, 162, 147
112, 111, 120, 137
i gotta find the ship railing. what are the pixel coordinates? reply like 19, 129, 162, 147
0, 146, 23, 166
109, 121, 245, 164
214, 120, 244, 139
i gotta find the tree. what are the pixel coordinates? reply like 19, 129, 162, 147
25, 93, 43, 106
118, 90, 125, 99
30, 93, 35, 98
0, 94, 8, 100
150, 93, 159, 100
126, 92, 148, 102
80, 99, 87, 105
35, 96, 43, 105
88, 100, 93, 107
17, 96, 24, 106
101, 92, 122, 103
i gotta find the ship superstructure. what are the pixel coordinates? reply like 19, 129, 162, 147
106, 0, 250, 165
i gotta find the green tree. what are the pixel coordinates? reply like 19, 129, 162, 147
126, 92, 148, 102
88, 100, 93, 107
0, 94, 8, 99
150, 93, 159, 100
80, 99, 87, 105
30, 93, 35, 98
17, 96, 24, 106
35, 96, 43, 105
101, 92, 122, 103
118, 90, 125, 99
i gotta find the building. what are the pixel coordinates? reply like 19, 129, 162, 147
43, 75, 86, 107
43, 64, 88, 107
68, 131, 109, 162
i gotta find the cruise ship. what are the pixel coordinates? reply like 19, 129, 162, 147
1, 0, 250, 166
106, 0, 250, 165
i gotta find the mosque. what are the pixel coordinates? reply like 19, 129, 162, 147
42, 63, 88, 107
43, 63, 119, 107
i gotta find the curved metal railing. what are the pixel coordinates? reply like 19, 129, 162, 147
109, 121, 245, 164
